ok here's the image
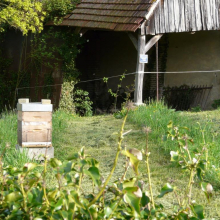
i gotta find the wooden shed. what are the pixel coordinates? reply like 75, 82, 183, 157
48, 0, 220, 107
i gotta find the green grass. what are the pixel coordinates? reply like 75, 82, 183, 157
1, 105, 220, 218
128, 101, 220, 188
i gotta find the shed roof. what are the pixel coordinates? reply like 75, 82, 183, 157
55, 0, 152, 32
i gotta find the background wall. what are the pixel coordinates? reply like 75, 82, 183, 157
165, 31, 220, 109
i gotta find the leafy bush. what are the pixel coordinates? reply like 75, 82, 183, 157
0, 107, 211, 219
212, 99, 220, 109
73, 89, 93, 116
191, 105, 202, 112
43, 0, 80, 24
59, 81, 75, 114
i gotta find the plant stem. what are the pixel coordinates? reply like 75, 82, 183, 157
78, 172, 83, 194
183, 168, 194, 207
57, 168, 62, 191
145, 156, 155, 209
88, 111, 128, 207
145, 131, 155, 209
20, 182, 28, 212
120, 159, 129, 183
107, 196, 123, 220
43, 158, 50, 207
173, 190, 181, 206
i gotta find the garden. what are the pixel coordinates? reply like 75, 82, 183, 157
0, 101, 220, 219
1, 0, 220, 219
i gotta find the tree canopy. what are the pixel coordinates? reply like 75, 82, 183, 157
0, 0, 45, 34
0, 0, 79, 35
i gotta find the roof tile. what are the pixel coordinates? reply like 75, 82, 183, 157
57, 0, 152, 32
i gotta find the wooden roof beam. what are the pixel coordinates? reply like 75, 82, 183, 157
127, 33, 138, 50
145, 34, 163, 53
145, 0, 161, 20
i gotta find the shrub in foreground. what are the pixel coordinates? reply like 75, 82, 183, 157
0, 108, 212, 219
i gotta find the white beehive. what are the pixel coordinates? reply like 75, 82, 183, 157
17, 99, 53, 148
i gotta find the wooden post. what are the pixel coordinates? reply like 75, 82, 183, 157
156, 42, 159, 101
134, 26, 146, 105
131, 30, 163, 105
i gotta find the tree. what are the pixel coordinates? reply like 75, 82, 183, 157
0, 0, 45, 34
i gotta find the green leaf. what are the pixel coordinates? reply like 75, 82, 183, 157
197, 160, 206, 171
167, 121, 173, 128
157, 212, 168, 218
48, 189, 58, 200
110, 201, 118, 211
158, 183, 173, 198
121, 149, 142, 175
80, 147, 85, 158
58, 210, 69, 220
63, 161, 73, 173
170, 151, 179, 162
123, 178, 137, 189
200, 182, 213, 201
23, 163, 38, 173
87, 158, 99, 168
177, 212, 189, 220
5, 192, 22, 202
84, 167, 101, 186
141, 192, 150, 207
80, 159, 87, 167
54, 199, 63, 211
123, 187, 142, 216
197, 168, 202, 181
27, 192, 33, 203
67, 153, 79, 160
104, 207, 112, 218
190, 204, 205, 219
50, 158, 62, 168
70, 191, 85, 209
89, 206, 98, 219
32, 188, 43, 204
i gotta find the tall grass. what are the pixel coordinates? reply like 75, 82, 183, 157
0, 111, 32, 167
0, 110, 74, 167
128, 100, 220, 188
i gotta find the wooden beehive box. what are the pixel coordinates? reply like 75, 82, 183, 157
17, 99, 53, 148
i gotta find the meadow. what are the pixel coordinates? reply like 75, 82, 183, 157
0, 102, 220, 218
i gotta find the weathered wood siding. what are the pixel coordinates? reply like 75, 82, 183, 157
146, 0, 220, 35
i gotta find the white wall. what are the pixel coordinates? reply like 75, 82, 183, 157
165, 31, 220, 109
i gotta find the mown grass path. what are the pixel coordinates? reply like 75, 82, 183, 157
0, 108, 220, 217
53, 113, 220, 218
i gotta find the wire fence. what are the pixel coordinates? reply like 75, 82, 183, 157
16, 69, 220, 93
13, 70, 220, 111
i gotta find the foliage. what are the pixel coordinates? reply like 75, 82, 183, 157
0, 0, 82, 110
191, 105, 202, 112
128, 100, 220, 188
59, 81, 75, 114
211, 99, 220, 109
73, 89, 93, 116
165, 121, 212, 208
43, 0, 80, 24
103, 72, 127, 112
0, 0, 79, 34
0, 0, 45, 34
30, 27, 82, 74
0, 107, 211, 219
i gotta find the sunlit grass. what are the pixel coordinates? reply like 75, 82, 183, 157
0, 106, 220, 218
